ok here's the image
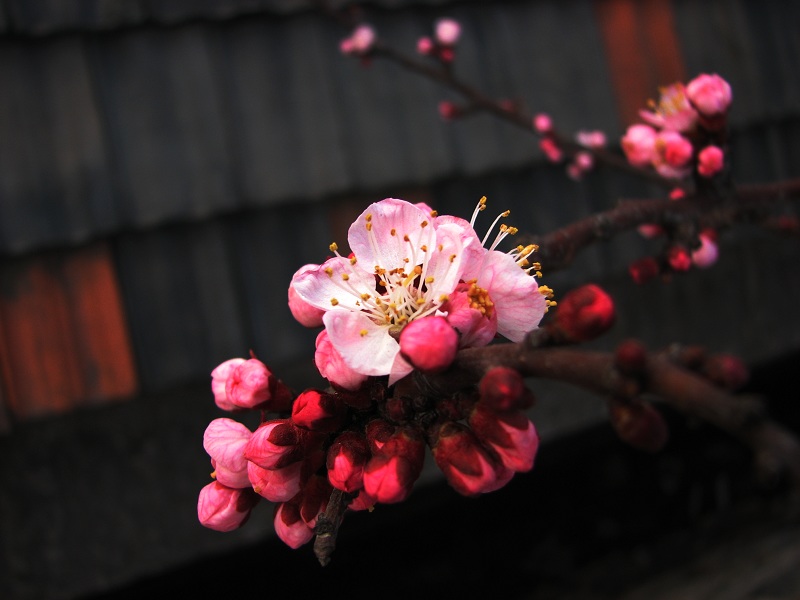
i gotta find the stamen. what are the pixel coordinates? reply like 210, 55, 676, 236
360, 329, 368, 337
469, 196, 488, 227
330, 298, 339, 306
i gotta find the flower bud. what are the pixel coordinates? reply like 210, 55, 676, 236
438, 100, 461, 120
551, 284, 615, 342
703, 354, 749, 391
363, 427, 425, 504
667, 246, 692, 272
533, 113, 553, 134
435, 18, 461, 46
247, 460, 303, 502
315, 330, 368, 392
629, 257, 660, 284
273, 501, 314, 549
210, 358, 246, 411
365, 418, 396, 454
244, 419, 306, 470
197, 481, 259, 532
656, 130, 693, 168
691, 231, 719, 269
225, 358, 273, 410
621, 124, 656, 167
291, 389, 346, 433
478, 367, 534, 412
608, 398, 669, 453
326, 431, 370, 493
431, 422, 513, 496
686, 73, 732, 119
340, 24, 376, 57
203, 418, 252, 489
614, 339, 648, 376
468, 405, 539, 473
539, 137, 563, 163
417, 36, 434, 55
441, 282, 498, 348
697, 145, 725, 178
348, 489, 377, 512
399, 316, 459, 373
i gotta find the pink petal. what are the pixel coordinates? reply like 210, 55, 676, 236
203, 418, 252, 474
324, 310, 400, 377
291, 256, 376, 312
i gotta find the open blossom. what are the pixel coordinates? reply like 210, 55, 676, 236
290, 198, 547, 383
621, 124, 657, 167
340, 24, 376, 56
639, 82, 698, 133
435, 18, 461, 46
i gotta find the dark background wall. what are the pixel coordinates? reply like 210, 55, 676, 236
1, 1, 799, 598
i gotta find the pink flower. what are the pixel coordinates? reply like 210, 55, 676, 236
314, 330, 368, 391
244, 419, 307, 470
327, 431, 370, 493
399, 315, 459, 373
621, 124, 657, 167
435, 18, 461, 46
576, 130, 606, 148
639, 82, 698, 133
225, 358, 273, 409
431, 422, 513, 496
203, 418, 252, 489
697, 145, 725, 178
468, 404, 540, 473
288, 265, 325, 327
273, 502, 314, 549
211, 358, 245, 411
197, 481, 259, 532
686, 73, 732, 118
539, 137, 563, 162
291, 389, 346, 433
247, 460, 303, 502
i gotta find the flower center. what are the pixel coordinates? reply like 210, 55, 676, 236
466, 281, 494, 318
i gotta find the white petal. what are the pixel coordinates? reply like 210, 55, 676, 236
291, 256, 377, 312
323, 310, 400, 377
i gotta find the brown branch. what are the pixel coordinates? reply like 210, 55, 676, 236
313, 488, 350, 566
426, 343, 800, 487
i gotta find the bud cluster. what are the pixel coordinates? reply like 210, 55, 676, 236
417, 18, 461, 64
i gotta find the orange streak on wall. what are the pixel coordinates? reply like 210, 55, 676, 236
0, 242, 138, 422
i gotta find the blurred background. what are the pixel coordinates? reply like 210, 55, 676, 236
1, 1, 799, 598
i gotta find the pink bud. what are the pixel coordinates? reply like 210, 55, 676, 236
417, 36, 434, 55
363, 427, 425, 504
608, 398, 669, 453
273, 501, 314, 549
697, 145, 725, 178
656, 130, 693, 168
552, 284, 616, 342
244, 419, 306, 470
298, 475, 332, 529
703, 354, 749, 391
399, 316, 459, 373
669, 187, 686, 200
210, 358, 245, 411
431, 422, 512, 496
576, 130, 606, 148
566, 162, 584, 181
667, 246, 692, 272
365, 419, 396, 454
468, 405, 540, 473
637, 224, 664, 239
435, 18, 461, 46
479, 367, 534, 412
291, 389, 346, 433
225, 358, 273, 410
327, 431, 370, 493
539, 137, 563, 162
348, 489, 377, 512
533, 113, 553, 134
575, 151, 594, 171
621, 124, 657, 167
203, 418, 253, 489
314, 330, 368, 392
686, 73, 732, 118
197, 481, 259, 532
288, 265, 325, 327
691, 231, 719, 268
247, 460, 303, 502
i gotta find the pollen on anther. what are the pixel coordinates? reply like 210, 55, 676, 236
403, 234, 410, 242
449, 254, 457, 263
366, 222, 373, 232
421, 220, 429, 228
425, 276, 435, 284
350, 257, 358, 265
430, 210, 438, 217
324, 267, 334, 277
421, 245, 428, 252
329, 242, 339, 253
361, 293, 371, 301
342, 273, 350, 281
390, 228, 396, 236
439, 294, 450, 302
360, 329, 368, 337
330, 298, 339, 306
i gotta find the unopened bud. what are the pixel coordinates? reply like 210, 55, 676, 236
399, 316, 459, 373
608, 398, 669, 452
667, 246, 692, 272
198, 482, 259, 532
615, 339, 648, 376
468, 404, 539, 473
703, 354, 749, 391
326, 431, 370, 493
629, 257, 660, 284
244, 419, 306, 470
291, 389, 346, 433
551, 284, 615, 343
478, 366, 534, 412
435, 18, 461, 46
273, 501, 314, 549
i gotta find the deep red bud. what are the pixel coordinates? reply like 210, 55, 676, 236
667, 246, 692, 272
365, 419, 397, 454
702, 354, 749, 391
468, 405, 539, 473
299, 475, 332, 528
608, 398, 669, 453
552, 284, 616, 342
615, 339, 648, 376
291, 389, 346, 432
629, 257, 660, 284
362, 426, 426, 504
478, 367, 534, 412
243, 419, 306, 470
326, 431, 370, 493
